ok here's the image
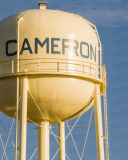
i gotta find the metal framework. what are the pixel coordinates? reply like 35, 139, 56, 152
103, 66, 109, 160
0, 64, 109, 160
0, 58, 103, 90
0, 73, 109, 160
0, 15, 109, 160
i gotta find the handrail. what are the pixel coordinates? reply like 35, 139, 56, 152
0, 58, 100, 66
0, 58, 105, 82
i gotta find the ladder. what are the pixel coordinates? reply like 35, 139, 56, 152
103, 65, 109, 160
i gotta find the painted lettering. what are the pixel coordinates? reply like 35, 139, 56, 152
35, 38, 49, 54
6, 40, 17, 56
5, 37, 97, 62
80, 42, 89, 59
90, 44, 96, 62
62, 39, 78, 56
51, 38, 60, 54
20, 38, 33, 55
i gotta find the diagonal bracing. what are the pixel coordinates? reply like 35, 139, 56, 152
27, 88, 70, 160
0, 113, 15, 160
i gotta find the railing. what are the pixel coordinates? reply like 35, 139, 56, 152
0, 58, 104, 81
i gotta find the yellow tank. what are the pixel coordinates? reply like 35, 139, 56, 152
0, 8, 102, 123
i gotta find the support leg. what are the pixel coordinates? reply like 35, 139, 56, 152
19, 76, 28, 160
37, 121, 49, 160
58, 122, 65, 160
94, 84, 104, 160
15, 76, 19, 160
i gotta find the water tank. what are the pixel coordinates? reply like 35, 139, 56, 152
0, 5, 102, 123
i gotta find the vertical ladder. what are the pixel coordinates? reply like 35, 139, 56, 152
103, 66, 109, 160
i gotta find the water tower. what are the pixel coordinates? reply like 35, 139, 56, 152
0, 2, 109, 160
